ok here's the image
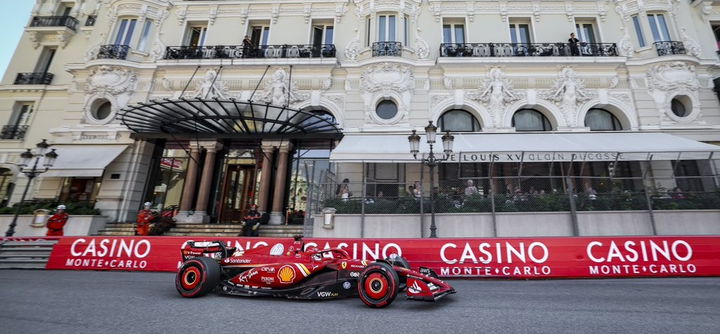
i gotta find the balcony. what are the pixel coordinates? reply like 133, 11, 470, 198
0, 125, 29, 140
372, 42, 402, 57
29, 16, 79, 31
439, 42, 619, 57
654, 41, 687, 56
14, 72, 54, 85
164, 44, 336, 60
96, 45, 130, 60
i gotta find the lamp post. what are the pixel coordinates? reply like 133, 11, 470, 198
4, 139, 58, 237
408, 121, 454, 238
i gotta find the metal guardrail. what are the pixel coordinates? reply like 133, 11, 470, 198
0, 125, 29, 140
30, 16, 79, 31
440, 42, 619, 57
164, 44, 336, 60
654, 41, 686, 56
14, 72, 54, 85
372, 42, 402, 57
96, 44, 130, 60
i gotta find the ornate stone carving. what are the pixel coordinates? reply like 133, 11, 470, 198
647, 62, 699, 92
176, 5, 187, 25
598, 0, 608, 22
543, 67, 593, 126
189, 70, 229, 99
680, 28, 702, 58
467, 2, 476, 22
335, 2, 348, 23
359, 63, 415, 125
259, 69, 308, 107
84, 66, 137, 124
303, 3, 312, 23
344, 28, 361, 62
617, 27, 635, 57
209, 5, 218, 25
86, 66, 137, 96
271, 5, 280, 24
414, 28, 429, 60
468, 68, 520, 127
532, 0, 542, 22
28, 31, 40, 49
647, 62, 701, 123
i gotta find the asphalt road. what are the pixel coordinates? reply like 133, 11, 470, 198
0, 270, 718, 334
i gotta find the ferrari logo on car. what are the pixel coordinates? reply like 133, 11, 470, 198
341, 262, 347, 269
278, 265, 296, 283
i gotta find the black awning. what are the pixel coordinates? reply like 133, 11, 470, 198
119, 98, 343, 140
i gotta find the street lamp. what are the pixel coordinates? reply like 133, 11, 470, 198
408, 121, 454, 238
4, 139, 58, 237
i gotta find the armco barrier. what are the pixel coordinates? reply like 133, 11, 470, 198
43, 236, 720, 279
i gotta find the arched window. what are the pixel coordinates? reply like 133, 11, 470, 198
512, 109, 551, 131
585, 108, 622, 131
300, 110, 336, 130
438, 109, 481, 132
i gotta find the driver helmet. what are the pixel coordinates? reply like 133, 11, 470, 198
57, 205, 66, 210
144, 202, 152, 208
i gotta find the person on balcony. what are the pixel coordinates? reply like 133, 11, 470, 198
46, 205, 69, 236
136, 202, 156, 236
569, 33, 580, 56
242, 35, 253, 58
464, 180, 479, 197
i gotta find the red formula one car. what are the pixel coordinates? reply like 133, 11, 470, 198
175, 237, 455, 308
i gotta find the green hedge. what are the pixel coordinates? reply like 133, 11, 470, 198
0, 200, 101, 215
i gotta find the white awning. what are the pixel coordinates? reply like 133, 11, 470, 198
42, 145, 128, 177
329, 133, 720, 162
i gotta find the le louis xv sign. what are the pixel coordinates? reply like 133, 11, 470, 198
443, 152, 623, 163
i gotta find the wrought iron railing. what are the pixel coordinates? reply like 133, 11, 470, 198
29, 16, 79, 31
163, 44, 336, 60
0, 125, 29, 140
372, 42, 402, 57
14, 72, 54, 85
96, 44, 130, 60
653, 41, 687, 56
439, 42, 619, 57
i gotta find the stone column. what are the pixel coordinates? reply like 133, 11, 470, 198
176, 143, 201, 222
191, 141, 223, 223
257, 142, 275, 213
270, 142, 292, 225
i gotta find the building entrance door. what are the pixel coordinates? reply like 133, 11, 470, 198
219, 164, 256, 223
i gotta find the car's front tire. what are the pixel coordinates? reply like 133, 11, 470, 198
358, 262, 399, 308
175, 256, 221, 298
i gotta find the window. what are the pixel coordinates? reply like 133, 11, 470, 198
632, 15, 646, 47
509, 20, 531, 44
403, 15, 409, 46
312, 21, 333, 48
34, 47, 56, 74
59, 177, 101, 202
443, 21, 465, 44
250, 24, 269, 46
93, 100, 113, 121
10, 103, 34, 127
648, 13, 671, 42
365, 16, 371, 46
712, 23, 720, 50
137, 20, 153, 52
186, 24, 208, 47
670, 97, 690, 117
585, 108, 622, 131
512, 109, 551, 131
575, 21, 597, 44
378, 15, 396, 42
376, 100, 398, 120
438, 110, 480, 132
58, 5, 72, 17
114, 18, 137, 46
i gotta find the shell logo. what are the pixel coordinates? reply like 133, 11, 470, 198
278, 265, 295, 283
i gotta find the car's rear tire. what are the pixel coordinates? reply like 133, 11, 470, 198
358, 262, 399, 308
175, 256, 221, 298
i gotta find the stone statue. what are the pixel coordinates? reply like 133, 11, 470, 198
193, 70, 227, 99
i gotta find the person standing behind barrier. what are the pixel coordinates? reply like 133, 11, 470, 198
568, 33, 580, 56
243, 204, 262, 237
336, 178, 351, 200
136, 202, 156, 236
464, 180, 479, 197
46, 205, 69, 236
